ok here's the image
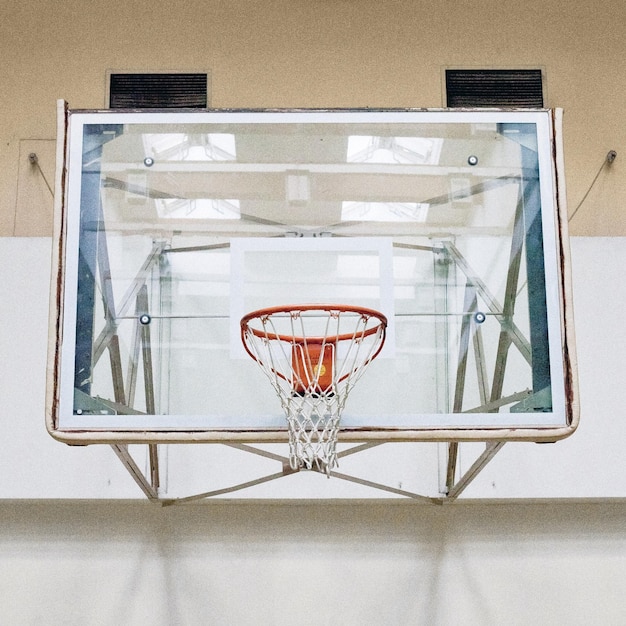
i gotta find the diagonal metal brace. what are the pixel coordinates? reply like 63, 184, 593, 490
110, 444, 159, 501
446, 441, 505, 501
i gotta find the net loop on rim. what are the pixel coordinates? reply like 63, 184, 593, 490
241, 304, 387, 475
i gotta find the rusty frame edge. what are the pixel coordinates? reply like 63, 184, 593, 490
47, 423, 577, 446
552, 107, 580, 434
45, 99, 70, 442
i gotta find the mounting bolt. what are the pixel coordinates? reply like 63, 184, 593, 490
143, 156, 155, 167
467, 155, 478, 166
139, 314, 151, 325
474, 311, 486, 324
607, 150, 617, 164
28, 152, 38, 165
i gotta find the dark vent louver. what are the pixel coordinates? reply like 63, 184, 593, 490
446, 69, 544, 108
109, 73, 208, 109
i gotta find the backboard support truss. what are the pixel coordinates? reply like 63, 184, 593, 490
47, 106, 578, 501
71, 179, 542, 502
80, 191, 538, 426
109, 440, 506, 504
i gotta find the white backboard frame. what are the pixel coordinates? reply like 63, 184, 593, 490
46, 103, 578, 446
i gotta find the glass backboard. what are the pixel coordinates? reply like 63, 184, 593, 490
47, 106, 578, 444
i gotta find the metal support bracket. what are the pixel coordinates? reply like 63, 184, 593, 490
109, 439, 505, 505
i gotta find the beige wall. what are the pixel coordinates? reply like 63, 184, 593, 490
1, 0, 624, 236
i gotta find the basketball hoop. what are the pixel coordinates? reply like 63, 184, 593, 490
241, 304, 387, 475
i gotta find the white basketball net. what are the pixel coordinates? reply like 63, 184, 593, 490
241, 306, 387, 475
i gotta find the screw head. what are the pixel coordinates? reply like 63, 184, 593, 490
474, 311, 486, 324
143, 157, 155, 167
467, 155, 479, 166
139, 314, 151, 325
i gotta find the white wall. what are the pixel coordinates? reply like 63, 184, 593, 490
1, 236, 624, 501
1, 236, 626, 624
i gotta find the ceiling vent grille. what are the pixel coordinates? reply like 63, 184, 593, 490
109, 73, 208, 109
445, 69, 544, 108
